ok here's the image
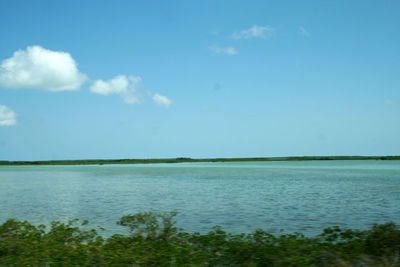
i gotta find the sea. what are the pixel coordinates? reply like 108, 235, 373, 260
0, 160, 399, 236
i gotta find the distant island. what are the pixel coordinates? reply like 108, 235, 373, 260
1, 156, 399, 165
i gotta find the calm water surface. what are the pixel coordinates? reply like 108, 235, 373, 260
0, 160, 399, 236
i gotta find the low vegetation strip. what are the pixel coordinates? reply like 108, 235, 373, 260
1, 155, 400, 166
1, 212, 399, 266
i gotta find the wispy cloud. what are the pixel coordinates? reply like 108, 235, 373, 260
0, 46, 87, 91
208, 45, 237, 55
153, 93, 172, 108
298, 26, 310, 37
232, 25, 275, 39
0, 105, 17, 126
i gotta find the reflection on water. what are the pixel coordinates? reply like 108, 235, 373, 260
0, 160, 399, 236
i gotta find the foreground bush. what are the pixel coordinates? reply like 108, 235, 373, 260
0, 212, 399, 266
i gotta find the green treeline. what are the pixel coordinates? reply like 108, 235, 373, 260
1, 155, 399, 166
1, 212, 399, 266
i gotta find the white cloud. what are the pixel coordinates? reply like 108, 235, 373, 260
232, 25, 275, 39
90, 75, 142, 104
0, 105, 17, 126
1, 45, 172, 108
90, 75, 173, 107
0, 46, 87, 91
208, 45, 237, 55
152, 93, 172, 108
298, 26, 310, 37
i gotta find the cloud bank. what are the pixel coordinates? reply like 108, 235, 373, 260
208, 45, 237, 55
0, 105, 17, 126
0, 46, 87, 91
232, 25, 275, 39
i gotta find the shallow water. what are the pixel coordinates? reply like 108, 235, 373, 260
0, 160, 399, 236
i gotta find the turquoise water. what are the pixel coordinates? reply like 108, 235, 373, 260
0, 160, 399, 236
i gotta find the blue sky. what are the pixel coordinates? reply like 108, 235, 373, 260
0, 0, 399, 160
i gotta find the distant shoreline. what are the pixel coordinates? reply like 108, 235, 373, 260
1, 156, 399, 166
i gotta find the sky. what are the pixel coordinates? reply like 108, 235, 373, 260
0, 0, 399, 161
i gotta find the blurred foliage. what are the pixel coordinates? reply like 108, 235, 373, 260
0, 212, 399, 266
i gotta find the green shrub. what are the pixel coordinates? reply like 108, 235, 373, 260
0, 213, 399, 266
